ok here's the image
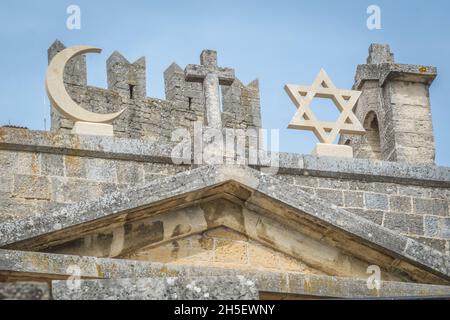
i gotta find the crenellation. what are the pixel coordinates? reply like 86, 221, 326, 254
222, 78, 261, 129
48, 41, 262, 145
366, 44, 395, 65
107, 51, 146, 99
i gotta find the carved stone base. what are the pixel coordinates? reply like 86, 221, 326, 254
72, 122, 114, 137
311, 143, 353, 158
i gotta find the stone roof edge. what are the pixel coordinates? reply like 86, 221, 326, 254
0, 128, 449, 187
1, 165, 450, 280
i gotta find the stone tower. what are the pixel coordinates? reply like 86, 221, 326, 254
340, 44, 437, 164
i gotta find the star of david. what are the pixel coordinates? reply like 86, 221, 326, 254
285, 69, 366, 144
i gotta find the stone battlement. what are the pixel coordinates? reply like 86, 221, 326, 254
1, 42, 449, 299
48, 40, 261, 143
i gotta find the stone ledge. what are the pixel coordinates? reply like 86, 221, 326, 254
52, 276, 258, 300
354, 63, 437, 89
1, 128, 449, 188
1, 250, 450, 299
0, 282, 50, 300
0, 128, 177, 164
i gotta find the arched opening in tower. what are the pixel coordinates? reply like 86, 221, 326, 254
363, 111, 382, 160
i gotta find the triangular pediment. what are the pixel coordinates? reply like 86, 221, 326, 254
12, 197, 401, 282
1, 165, 450, 286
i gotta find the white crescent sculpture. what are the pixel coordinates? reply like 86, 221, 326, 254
45, 45, 125, 124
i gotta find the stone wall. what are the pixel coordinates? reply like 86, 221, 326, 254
277, 173, 450, 254
0, 149, 190, 223
1, 128, 449, 256
48, 41, 262, 143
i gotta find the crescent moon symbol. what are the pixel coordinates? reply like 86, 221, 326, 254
45, 46, 125, 124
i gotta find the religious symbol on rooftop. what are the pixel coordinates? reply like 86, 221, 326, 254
285, 69, 365, 145
185, 50, 235, 129
45, 45, 126, 136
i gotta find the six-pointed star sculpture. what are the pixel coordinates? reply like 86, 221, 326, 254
285, 69, 365, 144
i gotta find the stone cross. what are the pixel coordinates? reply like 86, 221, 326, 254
185, 50, 235, 128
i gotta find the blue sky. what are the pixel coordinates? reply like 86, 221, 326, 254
0, 0, 449, 165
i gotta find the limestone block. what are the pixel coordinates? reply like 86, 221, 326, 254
360, 210, 384, 225
409, 236, 447, 253
51, 177, 105, 204
214, 239, 248, 264
41, 153, 64, 176
15, 152, 41, 176
366, 44, 395, 64
398, 185, 430, 198
247, 243, 279, 269
85, 158, 117, 183
424, 216, 450, 239
414, 198, 449, 216
13, 175, 51, 200
0, 282, 50, 300
430, 188, 450, 200
52, 276, 258, 300
116, 161, 144, 185
317, 177, 349, 190
365, 193, 389, 211
316, 189, 344, 207
344, 191, 365, 208
384, 213, 424, 236
64, 155, 87, 178
312, 144, 354, 158
72, 122, 114, 137
292, 175, 318, 188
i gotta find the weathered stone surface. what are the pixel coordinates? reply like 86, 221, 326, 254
287, 273, 450, 299
12, 175, 51, 200
0, 282, 50, 300
52, 276, 258, 300
346, 209, 384, 225
424, 216, 450, 239
51, 177, 107, 204
316, 189, 344, 207
116, 161, 144, 185
85, 158, 117, 183
365, 193, 389, 211
414, 198, 449, 216
0, 130, 448, 255
1, 129, 449, 187
389, 196, 412, 213
2, 250, 450, 299
410, 236, 447, 252
41, 153, 64, 176
384, 213, 424, 236
344, 191, 365, 208
2, 165, 450, 283
366, 44, 394, 64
